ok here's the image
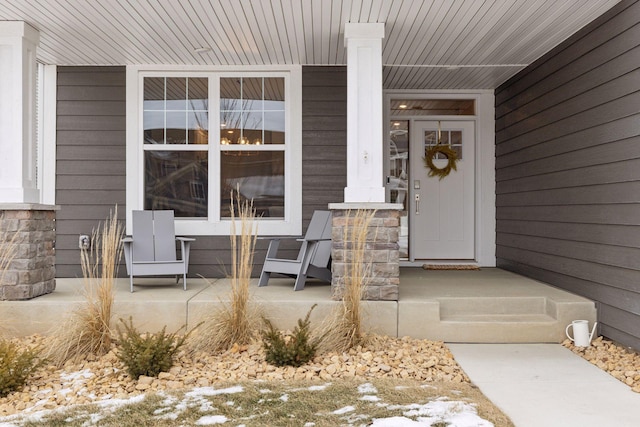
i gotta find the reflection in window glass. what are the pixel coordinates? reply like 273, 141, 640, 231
143, 77, 208, 144
220, 151, 285, 218
220, 77, 285, 145
389, 120, 409, 259
424, 130, 463, 160
144, 151, 208, 218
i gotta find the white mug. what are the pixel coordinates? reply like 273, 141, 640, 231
565, 320, 597, 347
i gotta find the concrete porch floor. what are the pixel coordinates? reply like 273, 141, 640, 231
1, 268, 596, 343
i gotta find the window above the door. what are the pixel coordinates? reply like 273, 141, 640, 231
391, 99, 475, 116
126, 66, 302, 236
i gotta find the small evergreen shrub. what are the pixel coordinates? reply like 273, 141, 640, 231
0, 339, 45, 397
116, 318, 190, 379
262, 304, 322, 367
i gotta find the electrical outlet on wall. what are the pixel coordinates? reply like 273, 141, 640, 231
79, 235, 90, 250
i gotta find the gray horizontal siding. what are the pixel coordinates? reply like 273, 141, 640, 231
495, 0, 640, 349
55, 65, 347, 279
55, 67, 127, 277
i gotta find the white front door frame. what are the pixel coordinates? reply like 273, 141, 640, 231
384, 90, 496, 267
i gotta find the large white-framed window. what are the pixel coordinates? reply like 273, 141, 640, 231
126, 66, 302, 236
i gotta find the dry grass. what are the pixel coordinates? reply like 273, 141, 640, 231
321, 209, 376, 353
46, 207, 123, 367
6, 379, 514, 426
188, 191, 262, 353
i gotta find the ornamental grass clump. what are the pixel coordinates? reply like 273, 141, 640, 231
321, 209, 376, 353
0, 215, 20, 337
46, 207, 123, 367
116, 317, 190, 379
262, 304, 323, 367
0, 339, 45, 397
189, 190, 262, 353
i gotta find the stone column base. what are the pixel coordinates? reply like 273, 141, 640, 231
0, 204, 58, 300
328, 203, 402, 301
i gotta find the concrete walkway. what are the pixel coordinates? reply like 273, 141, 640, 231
449, 344, 640, 427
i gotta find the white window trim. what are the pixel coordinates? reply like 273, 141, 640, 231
126, 65, 302, 236
38, 63, 57, 205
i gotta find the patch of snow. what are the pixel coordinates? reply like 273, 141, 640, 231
279, 394, 289, 402
333, 406, 355, 415
95, 393, 147, 409
225, 401, 235, 406
303, 423, 316, 427
81, 413, 103, 427
307, 383, 331, 391
360, 395, 381, 402
195, 415, 228, 425
370, 416, 424, 426
60, 369, 94, 382
185, 386, 243, 397
358, 383, 378, 394
259, 388, 271, 394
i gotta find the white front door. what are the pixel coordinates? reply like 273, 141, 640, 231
410, 120, 475, 260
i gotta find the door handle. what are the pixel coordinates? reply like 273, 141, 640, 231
414, 193, 420, 215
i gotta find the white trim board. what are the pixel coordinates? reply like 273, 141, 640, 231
384, 90, 496, 267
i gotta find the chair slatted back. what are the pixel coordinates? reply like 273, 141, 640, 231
304, 211, 332, 241
153, 210, 177, 262
304, 210, 332, 267
131, 210, 177, 262
132, 210, 155, 262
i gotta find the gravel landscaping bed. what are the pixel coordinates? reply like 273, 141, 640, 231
562, 336, 640, 393
0, 334, 469, 417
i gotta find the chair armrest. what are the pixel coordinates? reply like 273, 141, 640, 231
176, 236, 196, 242
123, 236, 133, 243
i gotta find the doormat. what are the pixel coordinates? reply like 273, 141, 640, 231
422, 264, 481, 270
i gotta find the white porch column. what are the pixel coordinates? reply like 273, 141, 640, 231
343, 23, 385, 203
0, 22, 40, 203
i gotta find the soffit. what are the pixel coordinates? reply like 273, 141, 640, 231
0, 0, 620, 89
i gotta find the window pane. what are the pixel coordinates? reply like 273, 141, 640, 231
391, 99, 475, 116
166, 111, 187, 144
220, 151, 284, 218
264, 77, 284, 110
220, 78, 241, 108
424, 130, 463, 160
144, 151, 208, 218
144, 78, 165, 108
219, 77, 284, 146
166, 78, 187, 110
188, 111, 209, 145
143, 77, 208, 145
188, 78, 208, 111
144, 111, 165, 144
264, 111, 285, 144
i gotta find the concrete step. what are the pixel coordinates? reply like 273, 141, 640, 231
397, 269, 597, 343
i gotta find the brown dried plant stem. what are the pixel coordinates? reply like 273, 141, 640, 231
189, 191, 261, 353
48, 207, 123, 366
228, 191, 258, 345
323, 209, 376, 353
0, 214, 21, 336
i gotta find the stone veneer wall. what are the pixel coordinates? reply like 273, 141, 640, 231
329, 204, 401, 301
0, 205, 57, 300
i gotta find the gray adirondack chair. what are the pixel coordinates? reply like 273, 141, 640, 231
123, 210, 195, 292
258, 210, 332, 291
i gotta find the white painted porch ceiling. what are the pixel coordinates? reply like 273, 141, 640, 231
1, 0, 620, 89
